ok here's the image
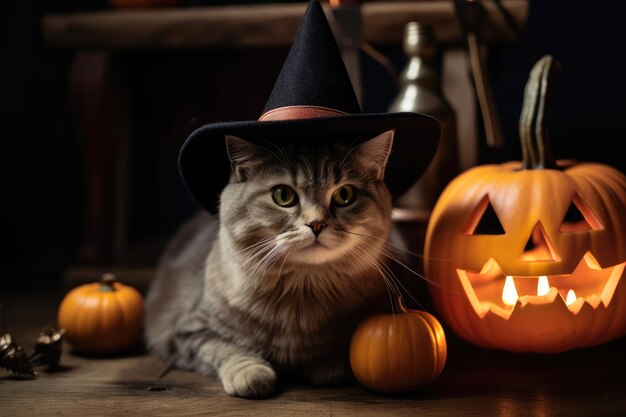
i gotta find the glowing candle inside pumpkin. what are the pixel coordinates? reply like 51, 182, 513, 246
537, 275, 550, 296
502, 276, 518, 306
566, 289, 577, 306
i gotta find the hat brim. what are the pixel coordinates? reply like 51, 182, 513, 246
179, 112, 441, 213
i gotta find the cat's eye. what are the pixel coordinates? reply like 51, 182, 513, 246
272, 185, 299, 207
332, 185, 356, 207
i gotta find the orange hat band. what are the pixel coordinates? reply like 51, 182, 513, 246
258, 105, 348, 122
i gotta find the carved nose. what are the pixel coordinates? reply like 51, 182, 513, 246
519, 222, 560, 262
307, 220, 327, 237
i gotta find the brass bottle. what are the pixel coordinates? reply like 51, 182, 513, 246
389, 22, 459, 216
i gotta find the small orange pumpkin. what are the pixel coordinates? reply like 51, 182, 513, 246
57, 273, 144, 355
424, 56, 626, 353
349, 299, 447, 393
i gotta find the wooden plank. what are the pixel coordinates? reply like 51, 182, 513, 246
42, 1, 528, 50
2, 286, 626, 417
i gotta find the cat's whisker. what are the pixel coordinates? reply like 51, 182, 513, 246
348, 243, 401, 317
246, 244, 281, 279
240, 235, 279, 257
349, 253, 395, 316
240, 245, 281, 284
242, 234, 310, 285
248, 240, 294, 283
348, 228, 458, 262
247, 241, 276, 261
345, 230, 460, 294
276, 247, 295, 279
337, 141, 361, 174
373, 252, 427, 310
212, 236, 277, 271
183, 236, 276, 273
238, 236, 276, 253
259, 246, 285, 271
253, 140, 293, 175
276, 144, 295, 176
356, 246, 403, 300
345, 247, 367, 294
237, 236, 277, 258
241, 244, 275, 270
372, 252, 419, 308
378, 247, 460, 294
358, 248, 407, 311
353, 250, 406, 327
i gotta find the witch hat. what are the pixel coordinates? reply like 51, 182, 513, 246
179, 0, 441, 213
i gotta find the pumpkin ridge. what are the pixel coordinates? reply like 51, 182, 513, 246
112, 290, 129, 348
412, 312, 438, 382
579, 170, 626, 264
72, 291, 93, 350
95, 295, 107, 352
420, 311, 447, 378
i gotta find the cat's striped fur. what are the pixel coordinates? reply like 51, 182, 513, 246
144, 130, 395, 398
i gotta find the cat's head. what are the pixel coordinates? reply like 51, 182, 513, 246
219, 131, 394, 267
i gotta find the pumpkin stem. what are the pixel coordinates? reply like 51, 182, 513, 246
396, 294, 409, 314
519, 55, 561, 170
100, 273, 117, 292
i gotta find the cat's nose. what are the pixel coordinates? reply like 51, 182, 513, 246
306, 220, 327, 237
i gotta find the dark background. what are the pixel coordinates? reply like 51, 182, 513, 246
1, 0, 624, 289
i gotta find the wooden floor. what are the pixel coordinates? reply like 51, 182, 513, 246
2, 271, 626, 417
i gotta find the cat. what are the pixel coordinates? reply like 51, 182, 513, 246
144, 129, 398, 398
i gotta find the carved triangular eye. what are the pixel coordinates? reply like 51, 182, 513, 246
560, 194, 603, 232
464, 196, 505, 235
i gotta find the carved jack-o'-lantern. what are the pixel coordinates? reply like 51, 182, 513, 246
424, 56, 626, 353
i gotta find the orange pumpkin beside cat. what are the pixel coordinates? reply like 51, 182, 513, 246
57, 273, 144, 355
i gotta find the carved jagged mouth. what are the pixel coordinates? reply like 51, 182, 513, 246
457, 252, 626, 319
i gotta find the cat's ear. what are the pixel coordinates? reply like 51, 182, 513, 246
354, 129, 394, 180
225, 135, 265, 181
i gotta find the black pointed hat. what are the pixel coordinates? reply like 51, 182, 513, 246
179, 0, 441, 213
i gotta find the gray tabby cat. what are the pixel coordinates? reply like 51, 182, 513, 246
144, 129, 396, 398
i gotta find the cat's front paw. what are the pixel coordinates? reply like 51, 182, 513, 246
219, 357, 276, 398
301, 354, 353, 386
